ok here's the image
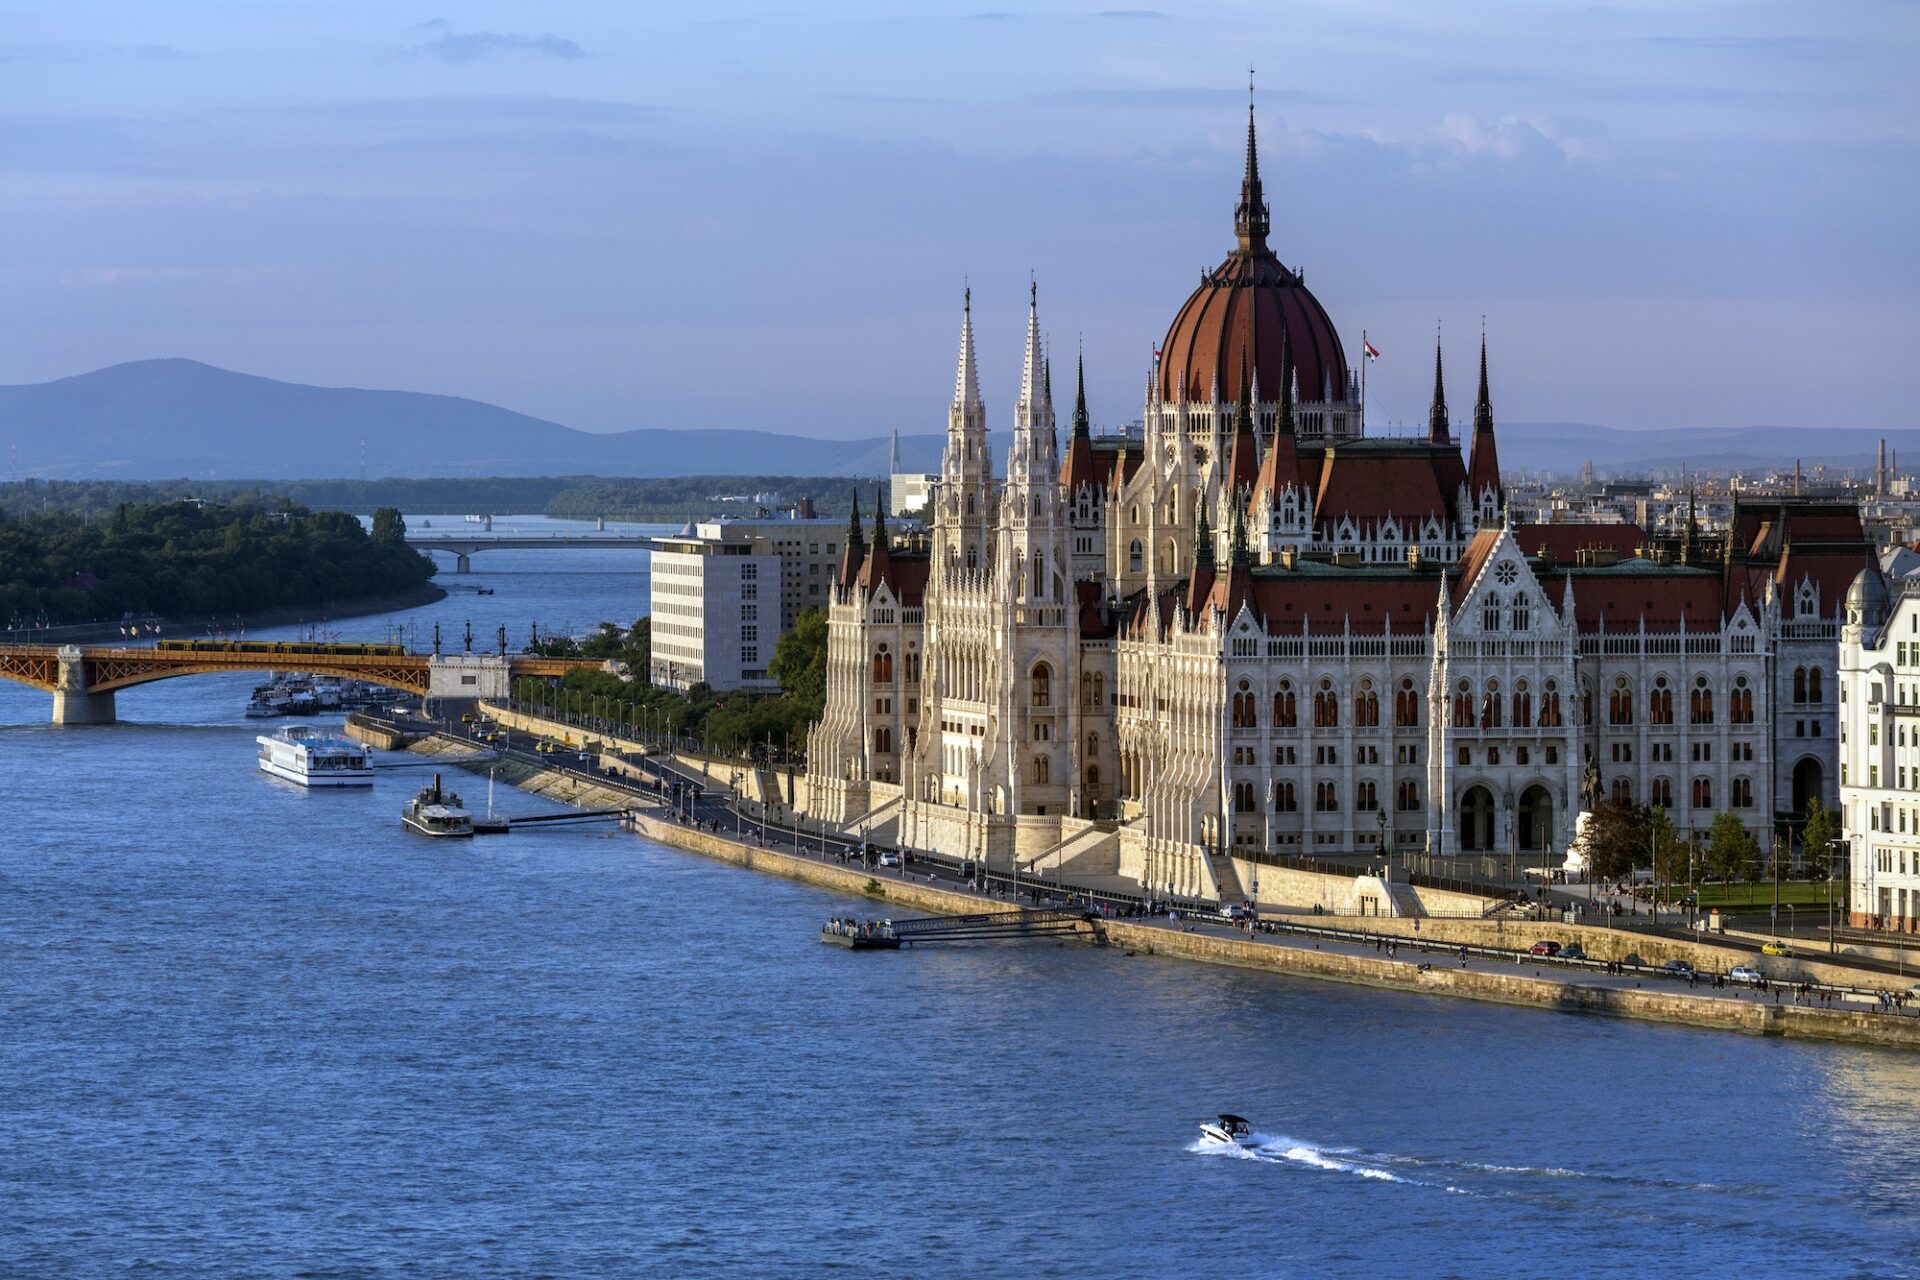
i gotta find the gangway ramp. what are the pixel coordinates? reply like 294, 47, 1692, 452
889, 909, 1091, 944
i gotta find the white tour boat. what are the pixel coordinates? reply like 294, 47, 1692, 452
256, 726, 374, 788
402, 774, 475, 838
1199, 1114, 1258, 1147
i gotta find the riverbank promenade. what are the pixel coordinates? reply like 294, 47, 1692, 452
366, 702, 1920, 1050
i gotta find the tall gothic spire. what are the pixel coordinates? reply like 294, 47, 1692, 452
954, 286, 983, 411
1427, 330, 1450, 444
1473, 331, 1494, 436
1194, 508, 1215, 570
836, 490, 866, 586
1019, 280, 1044, 410
1071, 346, 1090, 439
1234, 71, 1270, 253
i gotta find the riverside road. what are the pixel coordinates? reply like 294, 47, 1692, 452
385, 705, 1919, 1015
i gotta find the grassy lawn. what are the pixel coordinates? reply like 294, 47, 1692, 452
1664, 881, 1844, 911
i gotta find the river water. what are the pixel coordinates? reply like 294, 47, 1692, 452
3, 522, 1918, 1278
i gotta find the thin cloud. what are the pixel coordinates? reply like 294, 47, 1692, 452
1094, 8, 1170, 17
412, 30, 586, 64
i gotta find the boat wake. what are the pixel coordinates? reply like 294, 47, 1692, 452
1190, 1132, 1742, 1199
1188, 1133, 1422, 1186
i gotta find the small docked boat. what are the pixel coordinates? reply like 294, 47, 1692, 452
820, 917, 902, 950
402, 773, 475, 838
1199, 1115, 1257, 1147
257, 725, 374, 787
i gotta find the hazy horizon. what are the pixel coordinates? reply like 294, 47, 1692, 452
0, 2, 1912, 441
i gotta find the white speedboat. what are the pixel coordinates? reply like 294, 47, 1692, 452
257, 726, 374, 787
402, 774, 475, 838
1199, 1114, 1257, 1147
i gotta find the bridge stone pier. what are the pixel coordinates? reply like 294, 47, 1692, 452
53, 645, 116, 725
428, 654, 515, 701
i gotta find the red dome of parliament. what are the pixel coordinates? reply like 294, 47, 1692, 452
1159, 111, 1349, 406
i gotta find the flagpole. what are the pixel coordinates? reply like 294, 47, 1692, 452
1360, 328, 1367, 435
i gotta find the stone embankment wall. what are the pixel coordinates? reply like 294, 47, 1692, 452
624, 815, 1920, 1050
343, 714, 415, 751
439, 711, 1920, 1049
1318, 914, 1886, 989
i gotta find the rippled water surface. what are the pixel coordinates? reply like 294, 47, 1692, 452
3, 539, 1918, 1277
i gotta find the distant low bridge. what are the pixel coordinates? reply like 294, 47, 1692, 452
404, 531, 657, 573
0, 641, 603, 724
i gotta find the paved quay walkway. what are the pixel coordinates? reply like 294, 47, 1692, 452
380, 707, 1920, 1043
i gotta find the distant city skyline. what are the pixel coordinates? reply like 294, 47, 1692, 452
0, 1, 1912, 440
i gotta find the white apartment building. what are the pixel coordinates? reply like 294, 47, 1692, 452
647, 511, 857, 691
1838, 569, 1920, 932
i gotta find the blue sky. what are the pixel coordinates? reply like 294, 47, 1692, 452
0, 1, 1913, 439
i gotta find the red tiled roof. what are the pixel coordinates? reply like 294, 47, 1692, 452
1314, 443, 1464, 536
1547, 568, 1722, 632
1159, 250, 1349, 405
1514, 523, 1647, 562
1246, 574, 1441, 635
1455, 528, 1503, 596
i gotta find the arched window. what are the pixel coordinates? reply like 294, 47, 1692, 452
1355, 680, 1379, 728
1512, 596, 1532, 631
1731, 777, 1754, 808
1033, 755, 1050, 785
1315, 780, 1340, 812
1314, 681, 1339, 728
1482, 679, 1503, 729
1233, 780, 1256, 813
1692, 776, 1713, 809
1809, 667, 1825, 702
1397, 779, 1420, 811
1609, 677, 1634, 726
872, 645, 893, 685
1092, 673, 1104, 705
1793, 666, 1807, 703
1128, 539, 1143, 572
1541, 679, 1562, 727
966, 544, 977, 570
1482, 593, 1502, 632
903, 652, 920, 683
1611, 777, 1632, 804
1275, 781, 1297, 812
1355, 780, 1378, 811
1396, 678, 1420, 727
1274, 683, 1297, 728
1690, 675, 1713, 725
1087, 732, 1099, 758
1512, 680, 1532, 729
1031, 663, 1051, 708
1730, 675, 1754, 724
1649, 677, 1673, 726
1651, 777, 1673, 809
1453, 679, 1474, 729
1232, 678, 1257, 728
875, 726, 893, 754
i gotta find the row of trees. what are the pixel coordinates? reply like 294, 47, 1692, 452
1581, 797, 1840, 886
542, 477, 866, 522
512, 609, 827, 761
0, 498, 435, 626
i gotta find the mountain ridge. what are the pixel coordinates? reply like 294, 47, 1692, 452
0, 358, 1902, 480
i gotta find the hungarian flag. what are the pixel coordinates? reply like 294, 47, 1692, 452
1363, 340, 1380, 361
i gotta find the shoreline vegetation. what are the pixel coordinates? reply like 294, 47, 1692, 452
0, 495, 437, 636
0, 475, 873, 523
516, 611, 825, 762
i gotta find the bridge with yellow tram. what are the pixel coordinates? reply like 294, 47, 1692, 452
0, 638, 604, 724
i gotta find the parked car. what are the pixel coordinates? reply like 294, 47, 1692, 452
877, 849, 901, 868
1559, 944, 1587, 961
1529, 940, 1562, 956
1729, 964, 1763, 984
1762, 940, 1795, 957
1224, 904, 1250, 922
1661, 959, 1697, 979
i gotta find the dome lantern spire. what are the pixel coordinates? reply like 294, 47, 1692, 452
1234, 67, 1270, 254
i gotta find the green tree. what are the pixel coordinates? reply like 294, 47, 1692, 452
1649, 806, 1688, 884
770, 607, 828, 710
1706, 813, 1760, 883
370, 507, 407, 545
1802, 798, 1838, 881
1583, 798, 1646, 883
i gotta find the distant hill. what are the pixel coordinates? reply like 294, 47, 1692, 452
0, 359, 946, 480
0, 358, 1903, 480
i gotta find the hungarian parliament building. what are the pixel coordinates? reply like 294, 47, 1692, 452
804, 106, 1874, 902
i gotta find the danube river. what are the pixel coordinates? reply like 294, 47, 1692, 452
3, 526, 1918, 1277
